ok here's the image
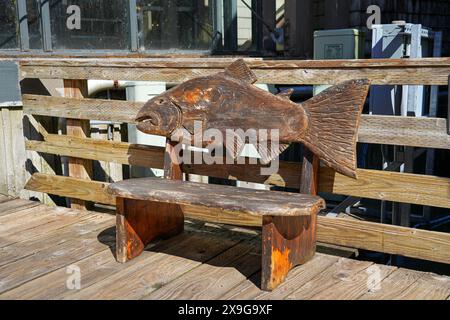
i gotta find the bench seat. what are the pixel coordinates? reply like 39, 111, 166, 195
108, 177, 326, 291
107, 177, 325, 217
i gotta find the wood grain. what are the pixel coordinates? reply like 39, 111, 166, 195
64, 79, 92, 210
26, 134, 165, 169
116, 197, 184, 263
22, 95, 450, 150
14, 57, 450, 85
143, 240, 260, 300
24, 173, 450, 264
24, 135, 450, 208
261, 214, 317, 290
107, 177, 325, 217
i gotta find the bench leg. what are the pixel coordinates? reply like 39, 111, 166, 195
116, 197, 184, 263
261, 213, 317, 291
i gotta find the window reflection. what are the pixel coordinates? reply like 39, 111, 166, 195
138, 0, 213, 50
0, 0, 18, 49
49, 0, 129, 50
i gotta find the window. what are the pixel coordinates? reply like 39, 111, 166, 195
138, 0, 214, 50
49, 0, 129, 50
26, 0, 42, 49
0, 0, 19, 49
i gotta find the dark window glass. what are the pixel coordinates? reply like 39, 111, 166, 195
138, 0, 214, 50
0, 0, 19, 49
49, 0, 129, 50
27, 0, 42, 49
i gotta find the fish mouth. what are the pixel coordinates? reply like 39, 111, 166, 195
135, 99, 183, 136
135, 112, 161, 127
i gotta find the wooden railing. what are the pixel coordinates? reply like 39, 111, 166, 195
7, 56, 450, 265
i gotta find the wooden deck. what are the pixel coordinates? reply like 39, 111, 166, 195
0, 195, 449, 300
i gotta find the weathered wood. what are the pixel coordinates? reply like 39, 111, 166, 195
107, 177, 325, 217
0, 202, 449, 300
0, 108, 28, 197
300, 149, 319, 195
134, 60, 368, 178
261, 214, 317, 291
26, 134, 165, 169
0, 213, 114, 294
24, 174, 450, 264
9, 56, 450, 68
0, 198, 40, 217
260, 149, 319, 290
22, 94, 142, 123
65, 232, 242, 300
23, 95, 450, 150
115, 138, 186, 264
221, 254, 339, 300
25, 173, 113, 205
163, 140, 183, 180
357, 269, 425, 300
64, 79, 92, 210
143, 240, 260, 300
18, 66, 450, 86
23, 138, 450, 208
116, 197, 184, 263
358, 115, 450, 149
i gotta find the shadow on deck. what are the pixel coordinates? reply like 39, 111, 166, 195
0, 194, 449, 300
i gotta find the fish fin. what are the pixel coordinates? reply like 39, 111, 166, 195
301, 79, 370, 179
256, 142, 290, 164
277, 88, 294, 101
225, 59, 258, 84
225, 131, 246, 159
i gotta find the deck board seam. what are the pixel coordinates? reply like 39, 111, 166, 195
139, 238, 254, 300
0, 220, 115, 295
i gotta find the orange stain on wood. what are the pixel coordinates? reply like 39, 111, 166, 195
184, 88, 202, 104
184, 88, 212, 104
270, 247, 293, 288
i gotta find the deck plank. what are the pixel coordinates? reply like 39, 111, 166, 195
0, 195, 13, 204
307, 263, 397, 300
144, 239, 261, 300
0, 199, 449, 300
393, 271, 450, 300
222, 253, 340, 300
358, 268, 423, 300
63, 231, 243, 299
285, 258, 374, 300
0, 206, 93, 248
0, 199, 40, 217
0, 213, 113, 268
1, 232, 199, 299
0, 217, 114, 294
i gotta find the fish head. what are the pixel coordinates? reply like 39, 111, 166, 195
135, 94, 182, 136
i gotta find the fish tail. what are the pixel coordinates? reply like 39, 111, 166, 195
301, 79, 370, 179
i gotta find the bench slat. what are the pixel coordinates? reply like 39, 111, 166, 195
107, 178, 325, 217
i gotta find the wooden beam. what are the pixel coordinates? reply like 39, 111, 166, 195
26, 134, 164, 169
358, 115, 450, 149
63, 79, 92, 210
13, 57, 450, 68
25, 134, 450, 209
23, 95, 450, 150
24, 173, 450, 265
14, 57, 450, 85
19, 66, 449, 85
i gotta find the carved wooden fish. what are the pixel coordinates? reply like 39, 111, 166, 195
135, 59, 370, 178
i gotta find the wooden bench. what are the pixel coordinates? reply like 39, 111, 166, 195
108, 176, 325, 291
107, 129, 326, 291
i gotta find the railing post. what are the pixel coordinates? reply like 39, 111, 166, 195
63, 79, 93, 210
